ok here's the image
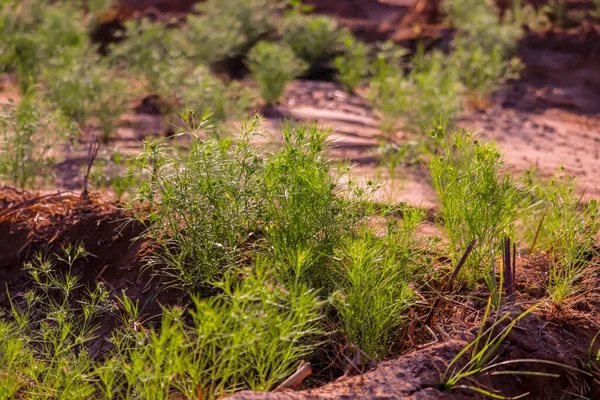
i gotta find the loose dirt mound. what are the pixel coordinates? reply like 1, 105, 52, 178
0, 188, 167, 310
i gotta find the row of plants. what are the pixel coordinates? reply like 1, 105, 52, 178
0, 0, 547, 167
1, 112, 598, 398
0, 0, 528, 195
1, 0, 563, 196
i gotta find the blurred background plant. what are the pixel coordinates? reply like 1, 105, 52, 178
248, 41, 306, 105
0, 94, 74, 189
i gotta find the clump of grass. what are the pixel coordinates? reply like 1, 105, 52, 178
195, 0, 282, 58
428, 125, 519, 284
440, 297, 555, 397
367, 0, 531, 133
3, 244, 112, 399
369, 44, 462, 133
0, 0, 89, 93
180, 66, 255, 122
109, 18, 180, 98
535, 171, 600, 304
109, 17, 193, 123
43, 46, 130, 141
518, 168, 600, 304
0, 93, 73, 189
335, 35, 371, 93
1, 110, 439, 396
443, 0, 523, 102
110, 20, 252, 124
114, 264, 323, 398
406, 47, 464, 128
0, 0, 129, 139
450, 36, 522, 100
260, 121, 362, 289
132, 111, 358, 294
368, 43, 412, 133
130, 110, 440, 364
248, 41, 305, 105
183, 9, 246, 65
281, 11, 346, 67
517, 167, 555, 250
131, 111, 266, 293
332, 206, 429, 360
444, 0, 555, 100
443, 0, 522, 57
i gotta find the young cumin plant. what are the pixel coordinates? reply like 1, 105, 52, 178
450, 35, 522, 100
281, 12, 346, 67
443, 0, 522, 58
133, 110, 366, 294
429, 128, 519, 284
369, 43, 462, 133
0, 94, 73, 189
109, 18, 181, 97
332, 206, 430, 360
132, 111, 267, 294
407, 46, 463, 129
248, 41, 306, 105
1, 244, 322, 399
115, 264, 323, 399
43, 46, 130, 140
367, 0, 527, 131
261, 121, 360, 289
193, 0, 282, 59
0, 0, 129, 139
180, 66, 255, 123
0, 0, 89, 93
443, 0, 531, 100
515, 166, 553, 251
1, 244, 112, 399
368, 45, 410, 134
335, 35, 371, 93
536, 172, 600, 304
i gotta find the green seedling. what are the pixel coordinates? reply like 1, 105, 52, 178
248, 41, 305, 105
